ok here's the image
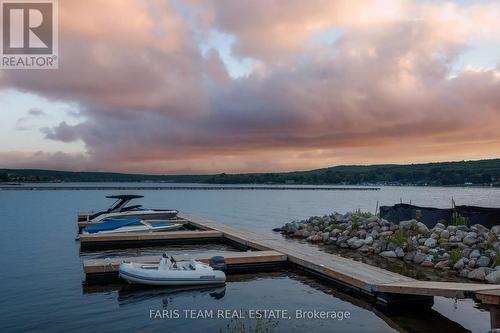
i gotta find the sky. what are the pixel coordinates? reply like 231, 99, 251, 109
0, 0, 499, 174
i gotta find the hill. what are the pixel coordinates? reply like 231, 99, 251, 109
2, 158, 500, 186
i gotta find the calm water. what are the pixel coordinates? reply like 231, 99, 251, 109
0, 184, 498, 332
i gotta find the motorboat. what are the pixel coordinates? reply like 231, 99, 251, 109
81, 195, 178, 223
119, 254, 226, 286
82, 218, 183, 234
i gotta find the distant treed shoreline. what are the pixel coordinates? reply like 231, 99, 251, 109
1, 158, 500, 186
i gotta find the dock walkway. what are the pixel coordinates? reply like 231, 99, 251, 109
80, 212, 500, 306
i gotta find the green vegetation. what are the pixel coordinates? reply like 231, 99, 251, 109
450, 212, 468, 226
449, 248, 462, 265
1, 158, 500, 185
386, 229, 407, 247
415, 209, 422, 222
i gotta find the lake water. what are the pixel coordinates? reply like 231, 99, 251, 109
0, 184, 498, 332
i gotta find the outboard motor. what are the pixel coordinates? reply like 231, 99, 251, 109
209, 256, 226, 271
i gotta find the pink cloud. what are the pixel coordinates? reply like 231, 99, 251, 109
0, 0, 500, 173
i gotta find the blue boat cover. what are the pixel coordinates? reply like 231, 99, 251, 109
84, 218, 143, 233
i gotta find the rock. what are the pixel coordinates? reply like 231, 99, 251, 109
446, 225, 457, 233
399, 219, 416, 230
434, 222, 446, 230
336, 236, 348, 246
359, 245, 371, 253
395, 247, 405, 258
321, 232, 330, 242
380, 250, 397, 258
453, 258, 465, 270
371, 230, 379, 239
440, 230, 450, 239
486, 270, 500, 284
476, 256, 491, 267
449, 235, 462, 243
491, 225, 500, 236
294, 230, 310, 238
403, 251, 416, 262
467, 267, 487, 281
347, 237, 364, 249
459, 268, 470, 277
416, 222, 430, 236
387, 242, 397, 251
413, 252, 426, 264
389, 224, 399, 231
358, 230, 367, 239
331, 229, 341, 237
372, 240, 386, 254
463, 234, 479, 246
471, 224, 489, 236
424, 238, 437, 248
421, 260, 434, 267
435, 260, 450, 269
363, 236, 374, 245
379, 231, 393, 237
469, 249, 481, 259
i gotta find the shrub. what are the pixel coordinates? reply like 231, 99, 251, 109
449, 248, 462, 265
450, 212, 468, 226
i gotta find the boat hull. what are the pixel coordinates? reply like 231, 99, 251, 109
119, 263, 226, 286
90, 210, 178, 222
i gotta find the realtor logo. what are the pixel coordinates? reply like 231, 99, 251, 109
1, 0, 58, 69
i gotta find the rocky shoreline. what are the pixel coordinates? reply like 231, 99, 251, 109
277, 211, 500, 284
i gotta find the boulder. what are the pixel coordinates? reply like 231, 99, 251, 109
435, 260, 450, 269
463, 234, 479, 246
491, 225, 500, 236
469, 249, 481, 259
347, 237, 364, 249
358, 245, 371, 253
424, 238, 437, 248
403, 251, 416, 262
416, 222, 430, 236
476, 256, 491, 267
380, 250, 397, 258
294, 230, 310, 238
363, 236, 374, 245
459, 268, 470, 277
421, 260, 434, 267
413, 252, 426, 264
372, 240, 386, 254
453, 258, 465, 270
486, 270, 500, 284
471, 224, 489, 236
440, 230, 450, 239
467, 267, 487, 281
395, 247, 405, 258
434, 222, 446, 230
399, 219, 416, 230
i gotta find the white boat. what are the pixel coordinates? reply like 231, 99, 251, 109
119, 254, 226, 286
83, 218, 182, 234
83, 195, 178, 223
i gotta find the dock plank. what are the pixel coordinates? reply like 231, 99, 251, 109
84, 250, 287, 274
180, 213, 500, 303
79, 230, 222, 243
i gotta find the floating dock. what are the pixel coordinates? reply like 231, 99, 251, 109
79, 212, 500, 327
84, 250, 287, 283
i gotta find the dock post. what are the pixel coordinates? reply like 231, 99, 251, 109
489, 306, 500, 329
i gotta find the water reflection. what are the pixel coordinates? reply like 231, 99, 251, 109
118, 285, 226, 307
82, 270, 475, 333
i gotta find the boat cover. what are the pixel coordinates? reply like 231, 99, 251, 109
84, 218, 143, 233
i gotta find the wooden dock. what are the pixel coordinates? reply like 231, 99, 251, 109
180, 214, 500, 304
79, 212, 500, 326
79, 230, 223, 250
84, 250, 287, 283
